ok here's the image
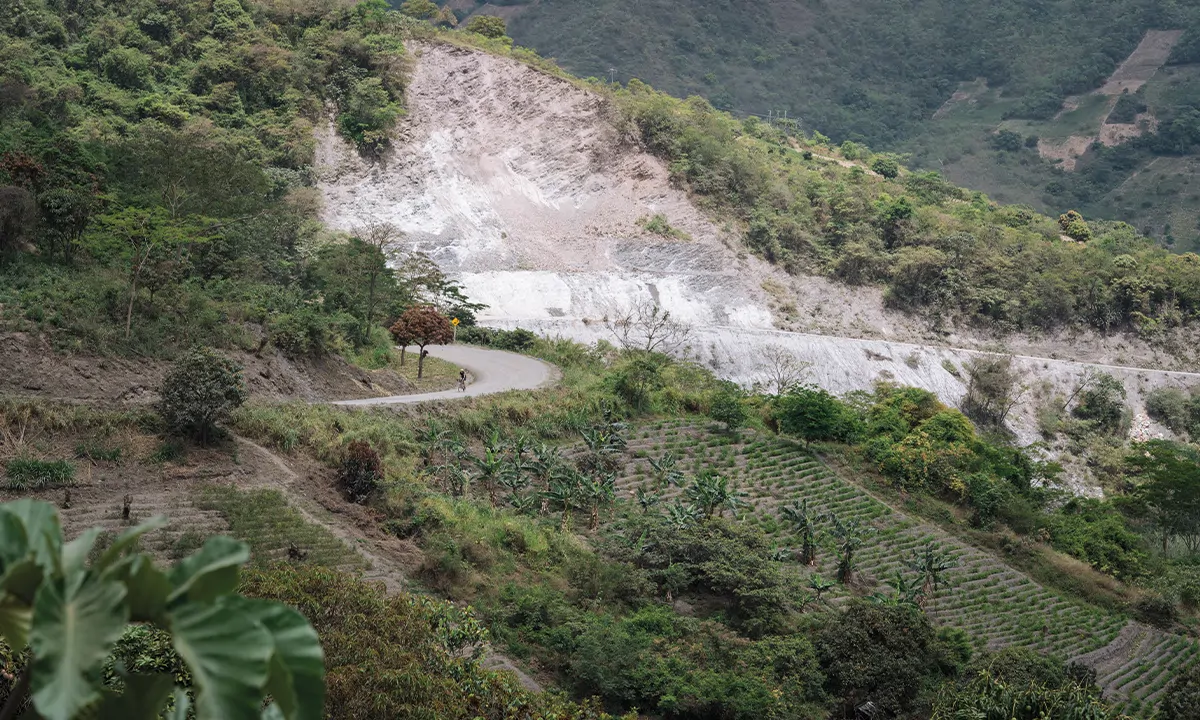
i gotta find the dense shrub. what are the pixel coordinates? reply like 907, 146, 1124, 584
815, 601, 957, 717
1145, 386, 1200, 438
1160, 658, 1200, 720
708, 383, 747, 432
337, 440, 383, 502
1048, 499, 1145, 580
158, 346, 248, 443
1071, 373, 1127, 435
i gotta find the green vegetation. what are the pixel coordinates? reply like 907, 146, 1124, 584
0, 500, 324, 720
194, 485, 367, 570
498, 0, 1200, 249
612, 80, 1200, 337
3, 457, 75, 489
228, 331, 1194, 717
0, 0, 468, 361
159, 347, 248, 443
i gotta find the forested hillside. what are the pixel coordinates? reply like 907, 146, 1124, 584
0, 0, 473, 361
460, 0, 1200, 250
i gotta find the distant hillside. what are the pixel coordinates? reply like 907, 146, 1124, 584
450, 0, 1200, 249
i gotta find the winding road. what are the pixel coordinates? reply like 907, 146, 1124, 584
332, 344, 558, 406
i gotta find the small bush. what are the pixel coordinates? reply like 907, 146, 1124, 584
159, 346, 248, 443
1132, 593, 1178, 629
709, 384, 747, 433
491, 328, 538, 352
1145, 386, 1199, 437
4, 458, 75, 490
338, 440, 382, 503
148, 440, 186, 463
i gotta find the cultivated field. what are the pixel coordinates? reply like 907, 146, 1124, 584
614, 420, 1196, 716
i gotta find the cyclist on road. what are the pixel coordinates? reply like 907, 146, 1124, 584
458, 368, 467, 391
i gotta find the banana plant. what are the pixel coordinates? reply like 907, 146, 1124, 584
634, 487, 662, 514
905, 542, 956, 607
472, 445, 506, 508
684, 473, 747, 519
647, 452, 683, 489
664, 500, 701, 529
827, 512, 875, 585
807, 573, 836, 603
0, 499, 323, 720
781, 498, 820, 566
528, 444, 564, 515
542, 472, 584, 531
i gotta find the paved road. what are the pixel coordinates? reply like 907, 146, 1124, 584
332, 344, 558, 406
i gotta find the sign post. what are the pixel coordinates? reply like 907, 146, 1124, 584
451, 317, 460, 342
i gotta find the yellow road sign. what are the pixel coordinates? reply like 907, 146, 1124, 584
451, 318, 460, 326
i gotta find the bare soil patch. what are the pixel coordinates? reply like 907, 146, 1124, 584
1037, 135, 1095, 170
1098, 30, 1184, 96
0, 332, 419, 405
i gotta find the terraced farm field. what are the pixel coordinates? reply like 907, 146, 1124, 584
615, 420, 1197, 716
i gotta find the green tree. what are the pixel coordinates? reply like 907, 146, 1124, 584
708, 383, 747, 433
89, 208, 202, 340
158, 347, 248, 443
0, 500, 323, 720
398, 0, 438, 19
905, 542, 956, 606
684, 473, 747, 519
815, 600, 947, 717
933, 670, 1116, 720
775, 385, 851, 447
1070, 372, 1127, 434
1057, 210, 1093, 242
1126, 440, 1200, 555
389, 305, 454, 379
464, 15, 507, 39
827, 512, 875, 584
870, 155, 900, 178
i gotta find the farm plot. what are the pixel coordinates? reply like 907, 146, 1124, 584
615, 420, 1194, 714
1, 435, 365, 571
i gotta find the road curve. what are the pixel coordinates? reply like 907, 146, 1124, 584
332, 344, 558, 406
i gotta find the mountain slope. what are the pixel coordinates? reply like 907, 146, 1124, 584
462, 0, 1200, 249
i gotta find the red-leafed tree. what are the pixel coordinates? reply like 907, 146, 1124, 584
390, 305, 453, 379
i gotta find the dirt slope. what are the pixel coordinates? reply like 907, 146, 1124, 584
316, 42, 776, 330
0, 332, 419, 404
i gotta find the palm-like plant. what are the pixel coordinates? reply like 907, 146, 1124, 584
582, 473, 616, 530
578, 423, 627, 475
509, 493, 539, 515
827, 512, 875, 585
665, 500, 701, 529
880, 570, 924, 607
417, 419, 449, 467
905, 542, 956, 606
438, 463, 470, 497
472, 445, 506, 507
684, 473, 747, 519
543, 470, 584, 531
529, 444, 565, 515
635, 487, 662, 514
647, 452, 683, 489
781, 498, 820, 565
807, 573, 836, 602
